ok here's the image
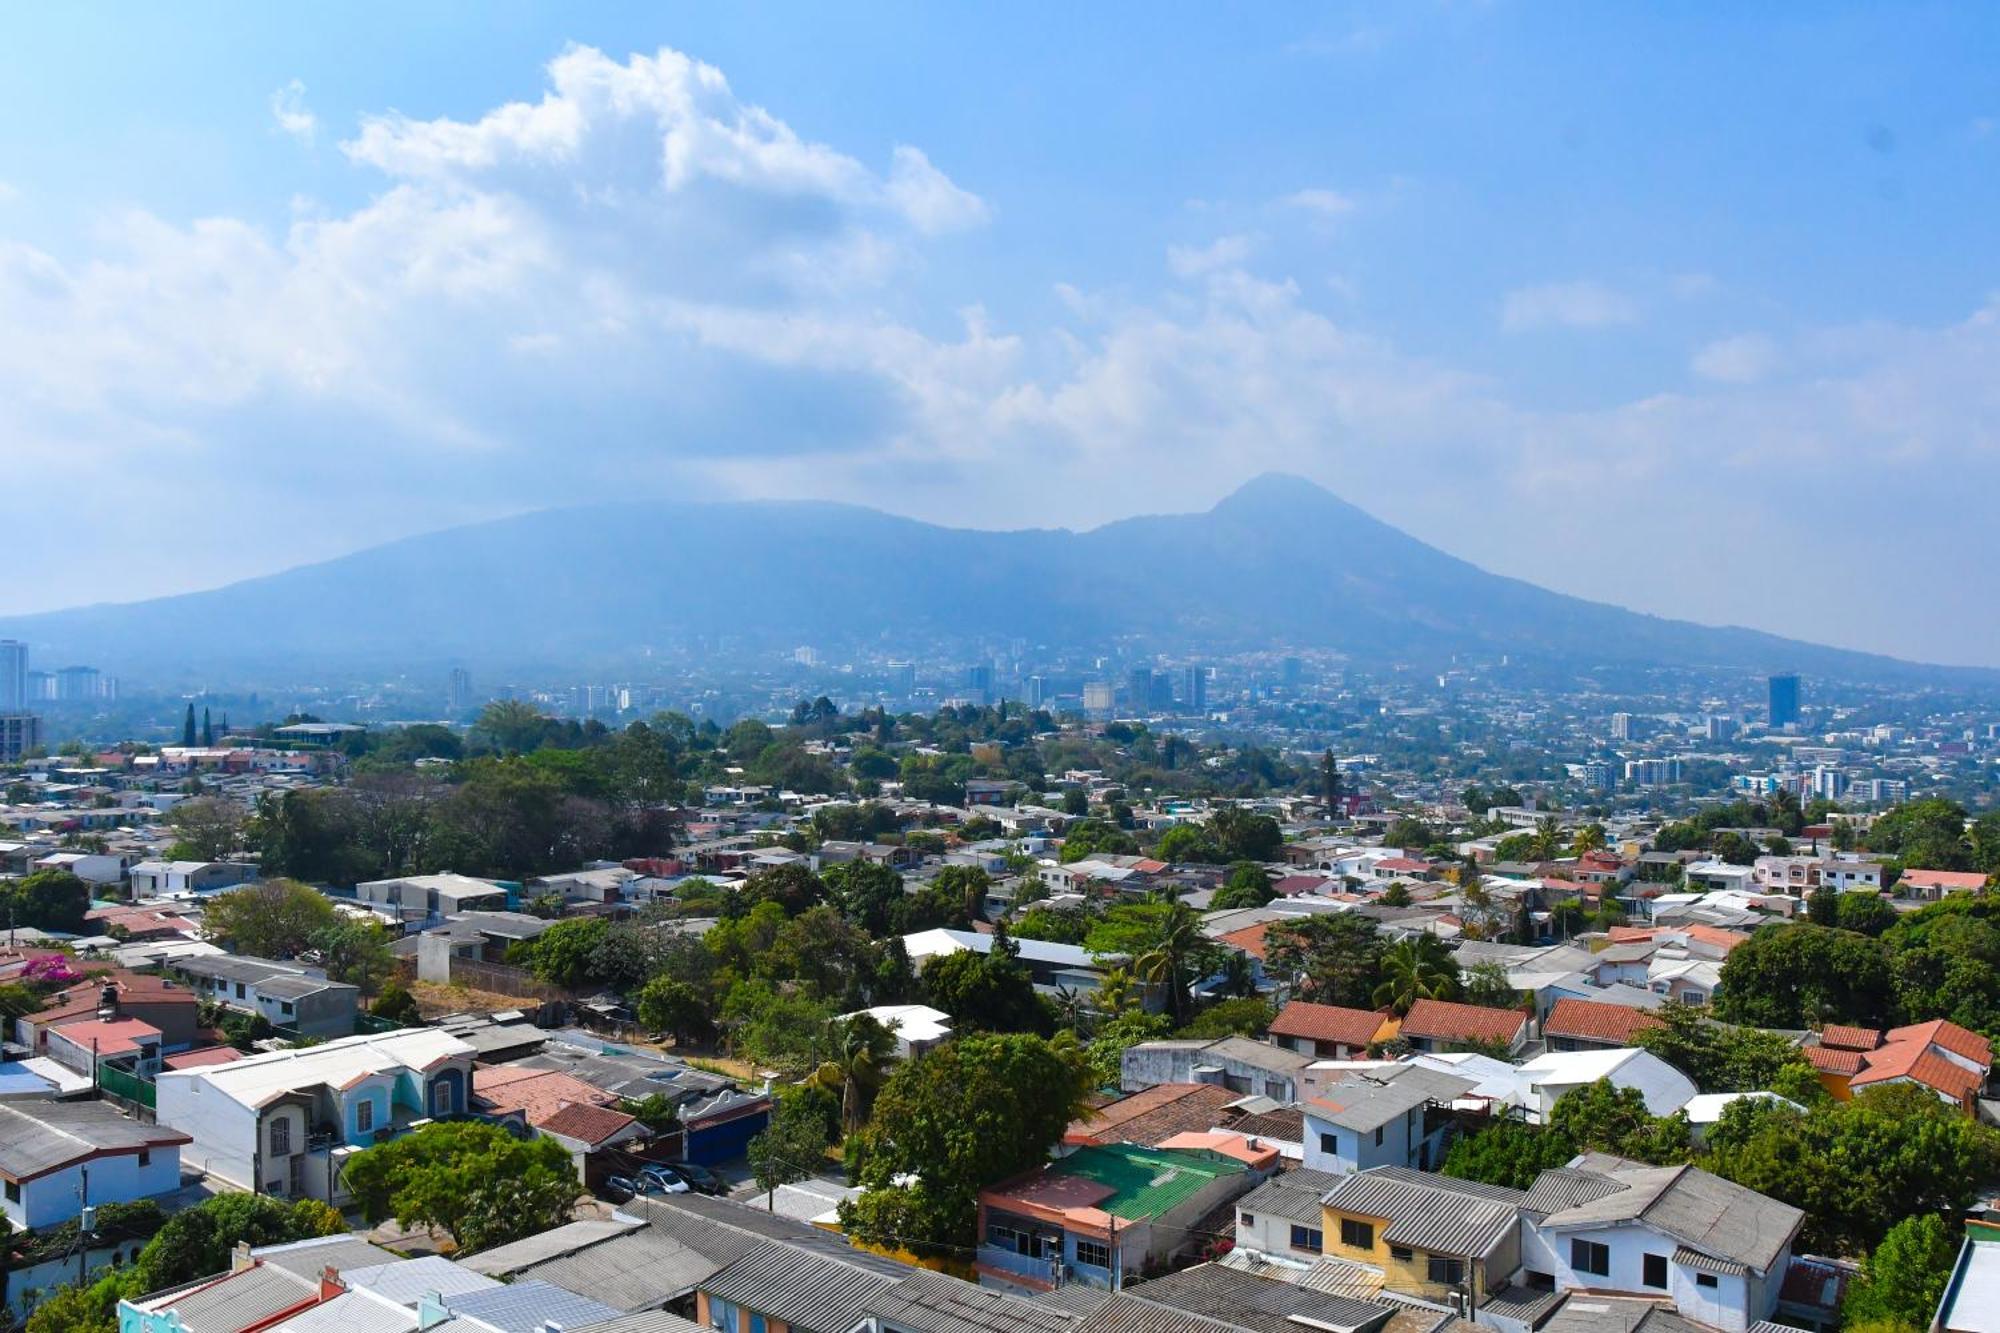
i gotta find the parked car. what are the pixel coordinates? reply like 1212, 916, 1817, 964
638, 1165, 692, 1195
602, 1176, 641, 1203
668, 1161, 726, 1195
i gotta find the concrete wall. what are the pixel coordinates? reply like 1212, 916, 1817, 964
8, 1145, 182, 1231
1521, 1221, 1767, 1333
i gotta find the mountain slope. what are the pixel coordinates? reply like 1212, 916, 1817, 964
0, 475, 1971, 681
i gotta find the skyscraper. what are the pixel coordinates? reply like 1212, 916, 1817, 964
448, 667, 474, 713
1768, 674, 1801, 728
1179, 665, 1208, 713
1025, 675, 1048, 709
0, 640, 24, 712
1610, 712, 1634, 741
1126, 666, 1155, 713
965, 662, 994, 703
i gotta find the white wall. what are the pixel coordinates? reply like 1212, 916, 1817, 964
10, 1146, 183, 1230
1523, 1222, 1758, 1333
157, 1072, 261, 1190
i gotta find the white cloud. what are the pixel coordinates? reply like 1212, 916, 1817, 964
1500, 279, 1639, 332
1691, 333, 1779, 384
1282, 188, 1355, 219
1167, 233, 1257, 278
270, 79, 318, 145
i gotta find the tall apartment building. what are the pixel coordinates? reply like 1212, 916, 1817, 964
447, 667, 474, 713
1768, 674, 1801, 728
0, 640, 25, 712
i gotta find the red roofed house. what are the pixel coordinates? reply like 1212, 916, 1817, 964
1399, 998, 1529, 1055
1543, 997, 1664, 1052
1065, 1082, 1244, 1148
16, 971, 202, 1056
45, 1017, 164, 1078
1809, 1018, 1992, 1111
1267, 1001, 1397, 1059
1898, 869, 1989, 901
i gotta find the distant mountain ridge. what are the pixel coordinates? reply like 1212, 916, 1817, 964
0, 474, 1978, 682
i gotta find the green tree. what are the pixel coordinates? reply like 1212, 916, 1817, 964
0, 868, 92, 934
921, 933, 1049, 1035
1461, 961, 1517, 1009
1128, 902, 1208, 1026
804, 1013, 899, 1134
1714, 924, 1895, 1028
470, 699, 553, 754
1059, 818, 1140, 863
164, 796, 246, 861
1320, 750, 1342, 815
1085, 1011, 1173, 1088
519, 917, 610, 990
1632, 1002, 1814, 1093
842, 1033, 1091, 1251
371, 980, 421, 1025
1371, 935, 1461, 1014
1211, 861, 1275, 910
343, 1120, 581, 1253
823, 859, 907, 935
749, 1087, 834, 1201
1061, 787, 1090, 816
1154, 824, 1226, 865
636, 976, 713, 1046
1265, 914, 1385, 1008
1843, 1214, 1961, 1330
199, 879, 339, 958
1547, 1079, 1690, 1164
181, 703, 197, 748
1176, 997, 1273, 1039
1209, 806, 1284, 861
1441, 1119, 1577, 1191
311, 918, 395, 997
127, 1193, 343, 1294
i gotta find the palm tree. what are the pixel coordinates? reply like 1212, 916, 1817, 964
806, 1015, 898, 1136
1093, 967, 1137, 1016
1571, 823, 1607, 856
1134, 903, 1205, 1025
1528, 815, 1563, 862
1371, 935, 1460, 1014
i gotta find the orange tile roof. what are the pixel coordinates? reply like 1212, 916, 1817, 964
1885, 1018, 1993, 1066
1544, 998, 1663, 1045
1804, 1045, 1866, 1076
1216, 923, 1273, 962
537, 1101, 639, 1147
1682, 924, 1749, 953
1901, 870, 1988, 892
1818, 1024, 1882, 1053
1268, 1001, 1390, 1049
474, 1066, 618, 1125
1154, 1130, 1281, 1169
1401, 998, 1526, 1046
1066, 1082, 1243, 1147
1853, 1043, 1983, 1103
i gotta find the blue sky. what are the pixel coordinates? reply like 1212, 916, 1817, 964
4, 4, 1998, 660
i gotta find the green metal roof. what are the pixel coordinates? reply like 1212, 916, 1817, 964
1052, 1143, 1245, 1221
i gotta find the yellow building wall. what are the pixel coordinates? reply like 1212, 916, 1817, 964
1320, 1206, 1497, 1300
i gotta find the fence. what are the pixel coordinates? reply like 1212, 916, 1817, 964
99, 1063, 157, 1111
438, 957, 574, 1005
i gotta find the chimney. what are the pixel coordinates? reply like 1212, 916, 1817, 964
231, 1241, 257, 1273
319, 1266, 346, 1301
97, 983, 119, 1020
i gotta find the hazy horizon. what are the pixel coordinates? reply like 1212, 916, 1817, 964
5, 5, 1998, 660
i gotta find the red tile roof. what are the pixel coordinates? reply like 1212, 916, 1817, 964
1216, 923, 1273, 962
537, 1101, 638, 1147
163, 1046, 243, 1070
1804, 1045, 1866, 1076
1818, 1024, 1882, 1052
1400, 998, 1526, 1046
1544, 998, 1663, 1046
1885, 1018, 1993, 1067
1268, 1001, 1389, 1049
1901, 869, 1988, 892
1066, 1082, 1244, 1147
1853, 1044, 1983, 1103
474, 1066, 618, 1124
1681, 924, 1750, 954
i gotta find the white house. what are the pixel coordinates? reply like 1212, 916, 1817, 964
1301, 1065, 1475, 1175
0, 1099, 189, 1230
1232, 1168, 1344, 1265
840, 1005, 953, 1058
1521, 1153, 1804, 1333
1508, 1048, 1698, 1123
157, 1028, 475, 1202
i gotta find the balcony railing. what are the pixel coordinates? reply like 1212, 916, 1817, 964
978, 1245, 1056, 1283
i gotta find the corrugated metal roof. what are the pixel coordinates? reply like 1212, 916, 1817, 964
1519, 1168, 1628, 1216
1070, 1292, 1255, 1333
341, 1255, 499, 1304
1319, 1168, 1523, 1258
1128, 1262, 1391, 1333
0, 1097, 190, 1180
443, 1278, 622, 1333
863, 1268, 1080, 1333
699, 1239, 909, 1333
252, 1232, 402, 1279
1237, 1169, 1346, 1225
457, 1217, 643, 1276
573, 1312, 712, 1333
137, 1262, 318, 1330
1672, 1244, 1748, 1278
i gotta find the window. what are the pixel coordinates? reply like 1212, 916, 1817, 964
1427, 1256, 1465, 1286
1075, 1239, 1112, 1269
1571, 1239, 1610, 1277
1339, 1219, 1374, 1250
280, 1001, 294, 1015
355, 1100, 374, 1133
1373, 1125, 1385, 1147
1643, 1253, 1668, 1289
235, 983, 246, 999
1320, 1132, 1339, 1154
3, 1180, 17, 1203
1265, 1080, 1287, 1099
269, 1118, 290, 1156
1289, 1225, 1323, 1252
749, 1316, 766, 1333
1696, 1273, 1718, 1289
1239, 1213, 1256, 1228
432, 1081, 453, 1114
137, 1150, 151, 1169
1390, 1246, 1414, 1263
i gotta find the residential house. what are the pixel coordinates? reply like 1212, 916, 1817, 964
977, 1141, 1272, 1293
1508, 1049, 1698, 1122
1817, 860, 1885, 892
472, 1065, 645, 1173
501, 1031, 771, 1164
1318, 1166, 1525, 1302
1519, 1154, 1804, 1333
46, 1017, 163, 1080
124, 860, 257, 897
698, 1237, 915, 1333
1233, 1167, 1348, 1265
155, 1027, 476, 1200
169, 955, 360, 1038
1543, 998, 1664, 1052
1805, 1019, 1991, 1111
1268, 1001, 1396, 1060
1120, 1262, 1398, 1333
1121, 1036, 1317, 1102
902, 928, 1133, 1006
1302, 1065, 1475, 1175
414, 911, 551, 985
16, 973, 201, 1055
1066, 1083, 1247, 1149
841, 1004, 952, 1058
1398, 999, 1529, 1056
353, 872, 509, 922
861, 1268, 1080, 1333
1899, 869, 1988, 901
0, 1098, 189, 1230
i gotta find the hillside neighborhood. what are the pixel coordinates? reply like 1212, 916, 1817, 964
1, 695, 1999, 1333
